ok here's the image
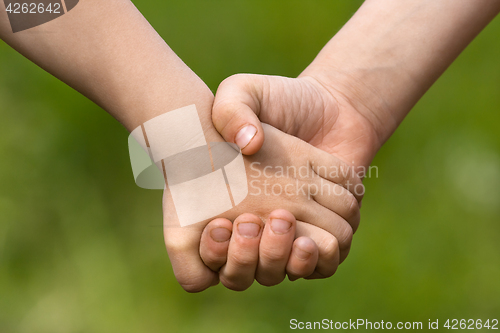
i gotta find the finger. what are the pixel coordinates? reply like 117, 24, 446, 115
199, 218, 233, 272
286, 236, 319, 281
255, 209, 296, 286
163, 191, 219, 293
308, 148, 365, 203
219, 213, 263, 291
164, 226, 219, 292
311, 177, 361, 232
295, 202, 353, 263
296, 221, 340, 279
213, 74, 265, 155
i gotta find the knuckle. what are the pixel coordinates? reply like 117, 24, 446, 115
332, 187, 359, 220
213, 99, 240, 116
317, 234, 339, 261
345, 192, 359, 218
211, 100, 247, 137
230, 253, 257, 269
337, 226, 353, 252
316, 235, 340, 278
336, 161, 363, 194
260, 248, 287, 264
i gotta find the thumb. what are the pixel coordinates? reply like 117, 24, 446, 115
212, 74, 266, 155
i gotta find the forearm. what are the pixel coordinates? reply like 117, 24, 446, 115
0, 0, 215, 133
301, 0, 500, 148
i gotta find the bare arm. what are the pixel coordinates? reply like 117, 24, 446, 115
0, 0, 215, 133
0, 0, 225, 291
302, 0, 500, 148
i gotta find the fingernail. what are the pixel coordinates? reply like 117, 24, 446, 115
237, 222, 261, 238
235, 125, 257, 150
210, 227, 231, 242
294, 246, 312, 261
270, 219, 292, 235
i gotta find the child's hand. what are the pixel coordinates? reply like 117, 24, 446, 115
163, 124, 362, 292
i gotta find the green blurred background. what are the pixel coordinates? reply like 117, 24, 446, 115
1, 1, 499, 332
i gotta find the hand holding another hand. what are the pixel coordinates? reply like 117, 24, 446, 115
163, 123, 363, 292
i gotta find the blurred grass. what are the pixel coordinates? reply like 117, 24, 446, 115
0, 0, 499, 332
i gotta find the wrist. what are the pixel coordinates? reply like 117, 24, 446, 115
307, 65, 396, 139
299, 70, 385, 168
103, 69, 217, 137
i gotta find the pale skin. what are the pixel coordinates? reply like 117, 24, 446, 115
0, 0, 361, 292
213, 0, 500, 171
